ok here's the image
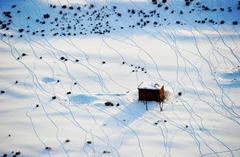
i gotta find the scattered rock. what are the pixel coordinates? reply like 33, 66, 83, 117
232, 21, 238, 25
162, 0, 167, 3
65, 139, 70, 143
103, 150, 111, 154
152, 0, 157, 5
220, 20, 225, 24
178, 92, 182, 96
104, 101, 114, 106
15, 151, 20, 156
18, 29, 24, 33
45, 146, 51, 151
52, 96, 56, 100
3, 154, 7, 157
43, 14, 50, 19
86, 141, 92, 144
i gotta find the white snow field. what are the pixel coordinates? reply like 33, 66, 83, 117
0, 0, 240, 156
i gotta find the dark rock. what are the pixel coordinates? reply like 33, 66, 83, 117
45, 147, 51, 150
15, 152, 20, 155
65, 139, 70, 143
152, 0, 157, 5
117, 13, 122, 17
18, 29, 24, 33
86, 141, 92, 144
1, 90, 5, 94
3, 154, 7, 157
104, 101, 114, 106
233, 21, 238, 25
43, 14, 50, 19
3, 11, 12, 18
52, 96, 56, 100
67, 91, 71, 95
178, 92, 182, 96
103, 150, 110, 154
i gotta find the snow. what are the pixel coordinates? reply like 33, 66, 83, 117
0, 0, 240, 157
70, 94, 97, 104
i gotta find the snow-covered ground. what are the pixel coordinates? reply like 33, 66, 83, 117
0, 0, 240, 156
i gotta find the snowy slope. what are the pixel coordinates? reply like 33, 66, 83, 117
0, 0, 240, 157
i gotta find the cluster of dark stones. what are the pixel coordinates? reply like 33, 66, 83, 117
128, 63, 147, 73
0, 2, 239, 39
2, 151, 21, 157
